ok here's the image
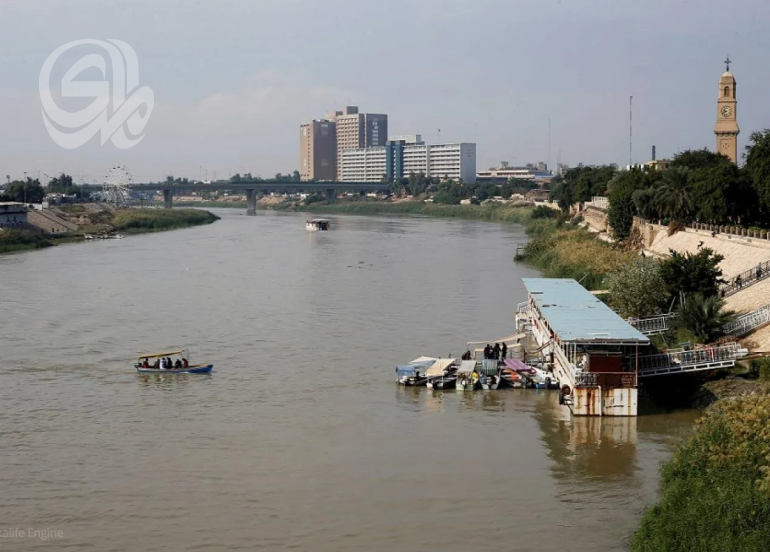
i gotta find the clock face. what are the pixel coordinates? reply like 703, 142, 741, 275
721, 105, 732, 117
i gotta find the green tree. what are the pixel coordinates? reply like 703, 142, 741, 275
655, 167, 692, 222
632, 188, 659, 221
689, 163, 755, 224
1, 178, 45, 203
606, 258, 668, 318
658, 247, 725, 302
607, 168, 648, 241
675, 293, 736, 343
744, 129, 770, 217
670, 148, 732, 171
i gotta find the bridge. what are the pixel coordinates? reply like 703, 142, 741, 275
80, 181, 392, 214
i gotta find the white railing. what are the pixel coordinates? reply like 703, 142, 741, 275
637, 343, 747, 377
723, 304, 770, 336
627, 313, 676, 336
585, 196, 609, 211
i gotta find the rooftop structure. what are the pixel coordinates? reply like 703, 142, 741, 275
522, 278, 649, 345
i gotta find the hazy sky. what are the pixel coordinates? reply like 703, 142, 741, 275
1, 0, 769, 183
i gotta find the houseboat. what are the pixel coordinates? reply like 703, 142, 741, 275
516, 278, 650, 416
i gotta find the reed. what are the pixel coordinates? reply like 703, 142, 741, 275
111, 208, 219, 233
0, 229, 53, 253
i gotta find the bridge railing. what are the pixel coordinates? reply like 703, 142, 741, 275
627, 313, 676, 336
721, 260, 770, 298
638, 343, 744, 373
723, 304, 770, 336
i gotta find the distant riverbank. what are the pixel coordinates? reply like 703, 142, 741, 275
0, 207, 219, 254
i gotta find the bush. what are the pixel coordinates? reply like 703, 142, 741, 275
531, 205, 557, 219
0, 229, 53, 253
674, 293, 736, 343
606, 257, 668, 318
631, 396, 770, 551
751, 358, 770, 382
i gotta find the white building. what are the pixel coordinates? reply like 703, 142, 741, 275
476, 161, 552, 183
341, 142, 477, 183
340, 147, 388, 182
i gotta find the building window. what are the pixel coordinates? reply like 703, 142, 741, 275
724, 86, 730, 98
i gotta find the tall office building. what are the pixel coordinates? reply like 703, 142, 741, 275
300, 120, 337, 181
334, 106, 388, 179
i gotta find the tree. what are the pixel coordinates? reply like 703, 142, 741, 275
632, 188, 659, 221
606, 258, 668, 318
1, 178, 45, 203
658, 247, 725, 303
744, 129, 770, 217
292, 170, 301, 181
670, 148, 732, 171
675, 293, 736, 343
550, 165, 617, 210
607, 168, 648, 241
689, 163, 755, 224
655, 167, 692, 222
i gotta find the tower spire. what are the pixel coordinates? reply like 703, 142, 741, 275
724, 55, 731, 72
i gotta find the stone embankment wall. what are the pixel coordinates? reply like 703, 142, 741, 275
27, 209, 78, 234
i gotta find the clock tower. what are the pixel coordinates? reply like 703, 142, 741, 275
714, 57, 739, 163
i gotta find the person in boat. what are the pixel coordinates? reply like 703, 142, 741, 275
182, 358, 189, 368
483, 344, 491, 359
175, 359, 183, 369
493, 343, 501, 360
501, 343, 508, 360
160, 357, 166, 370
142, 358, 149, 368
153, 358, 160, 369
462, 350, 472, 361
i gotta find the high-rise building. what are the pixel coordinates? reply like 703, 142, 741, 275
334, 106, 388, 179
341, 141, 476, 183
300, 120, 337, 181
714, 57, 739, 163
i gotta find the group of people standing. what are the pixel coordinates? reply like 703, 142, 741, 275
483, 342, 507, 361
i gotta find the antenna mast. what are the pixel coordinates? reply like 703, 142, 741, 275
629, 96, 633, 168
548, 117, 551, 172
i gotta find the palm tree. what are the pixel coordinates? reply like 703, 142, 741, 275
675, 293, 736, 343
655, 167, 692, 222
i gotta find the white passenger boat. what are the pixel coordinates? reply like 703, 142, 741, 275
306, 219, 330, 231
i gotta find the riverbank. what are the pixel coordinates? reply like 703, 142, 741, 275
0, 206, 219, 254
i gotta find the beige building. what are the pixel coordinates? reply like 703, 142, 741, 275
333, 106, 388, 179
714, 58, 739, 163
300, 120, 337, 181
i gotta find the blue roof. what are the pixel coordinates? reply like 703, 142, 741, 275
522, 278, 650, 344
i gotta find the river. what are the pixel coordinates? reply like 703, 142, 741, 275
0, 209, 698, 551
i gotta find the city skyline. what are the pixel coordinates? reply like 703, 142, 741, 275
1, 0, 769, 182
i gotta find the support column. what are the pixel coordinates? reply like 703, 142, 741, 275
325, 188, 337, 203
246, 188, 257, 216
163, 189, 172, 209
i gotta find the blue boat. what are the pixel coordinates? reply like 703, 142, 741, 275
134, 350, 213, 375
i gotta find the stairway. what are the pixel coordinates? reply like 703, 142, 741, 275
724, 304, 770, 337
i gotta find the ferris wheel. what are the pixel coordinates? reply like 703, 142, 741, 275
103, 165, 133, 207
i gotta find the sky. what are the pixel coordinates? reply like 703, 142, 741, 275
1, 0, 769, 183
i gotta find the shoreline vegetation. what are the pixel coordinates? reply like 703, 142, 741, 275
0, 206, 219, 254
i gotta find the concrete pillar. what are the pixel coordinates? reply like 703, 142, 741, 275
163, 189, 172, 209
246, 188, 257, 216
325, 189, 337, 203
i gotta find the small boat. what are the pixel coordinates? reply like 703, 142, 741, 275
396, 357, 436, 386
425, 358, 458, 390
84, 234, 95, 240
455, 360, 480, 391
135, 350, 213, 375
306, 219, 330, 231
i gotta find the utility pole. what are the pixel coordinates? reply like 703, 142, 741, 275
23, 171, 27, 204
629, 96, 633, 168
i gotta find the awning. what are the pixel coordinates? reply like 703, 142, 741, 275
466, 334, 525, 347
457, 360, 478, 374
137, 350, 184, 359
425, 358, 456, 377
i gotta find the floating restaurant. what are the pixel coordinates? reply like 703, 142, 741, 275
516, 278, 650, 417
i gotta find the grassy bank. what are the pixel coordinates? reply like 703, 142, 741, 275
0, 229, 54, 253
111, 208, 219, 234
630, 394, 770, 551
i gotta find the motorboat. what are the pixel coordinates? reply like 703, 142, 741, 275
135, 349, 213, 375
396, 357, 436, 386
503, 358, 556, 388
455, 360, 480, 391
306, 219, 330, 231
425, 358, 459, 390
